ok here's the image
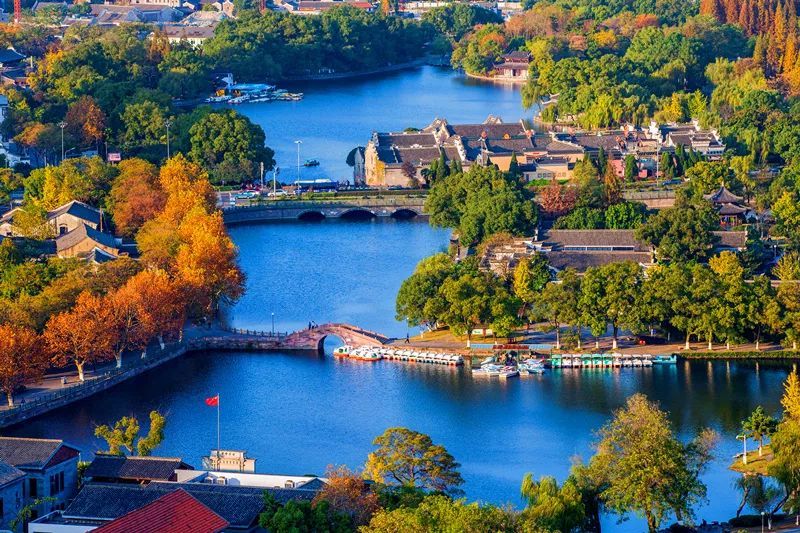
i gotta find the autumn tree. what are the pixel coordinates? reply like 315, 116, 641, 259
365, 427, 464, 496
768, 371, 800, 514
108, 158, 165, 237
0, 324, 47, 406
65, 96, 106, 149
512, 253, 550, 306
95, 410, 166, 456
44, 291, 118, 381
122, 269, 185, 349
313, 465, 380, 528
540, 180, 578, 217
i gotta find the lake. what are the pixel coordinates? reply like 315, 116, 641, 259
9, 68, 795, 531
231, 65, 529, 182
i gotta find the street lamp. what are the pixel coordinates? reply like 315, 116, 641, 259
737, 433, 748, 465
271, 313, 275, 336
294, 140, 302, 182
164, 119, 173, 159
761, 511, 765, 533
58, 121, 66, 162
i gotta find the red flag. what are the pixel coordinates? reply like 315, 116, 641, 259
205, 395, 219, 407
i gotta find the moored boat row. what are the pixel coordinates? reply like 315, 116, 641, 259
334, 345, 464, 366
549, 353, 677, 368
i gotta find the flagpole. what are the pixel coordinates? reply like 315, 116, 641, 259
216, 393, 220, 467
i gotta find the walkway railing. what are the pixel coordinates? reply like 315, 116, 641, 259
224, 327, 289, 338
224, 197, 427, 211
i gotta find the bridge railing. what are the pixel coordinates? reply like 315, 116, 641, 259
223, 197, 427, 211
224, 327, 289, 338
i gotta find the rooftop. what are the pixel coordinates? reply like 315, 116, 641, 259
0, 437, 80, 470
56, 224, 119, 253
93, 489, 228, 533
0, 460, 25, 488
85, 455, 194, 482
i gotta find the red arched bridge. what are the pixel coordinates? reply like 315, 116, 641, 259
192, 323, 389, 354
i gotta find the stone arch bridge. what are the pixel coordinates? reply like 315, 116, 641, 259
222, 197, 427, 225
195, 323, 390, 355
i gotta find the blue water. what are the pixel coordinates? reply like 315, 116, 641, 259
231, 66, 527, 182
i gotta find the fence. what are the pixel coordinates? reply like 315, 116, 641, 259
224, 327, 289, 338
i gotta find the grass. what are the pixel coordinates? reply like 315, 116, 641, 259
729, 445, 774, 476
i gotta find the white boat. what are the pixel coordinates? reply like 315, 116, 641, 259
473, 364, 519, 379
518, 359, 545, 375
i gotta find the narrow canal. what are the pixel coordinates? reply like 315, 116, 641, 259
10, 218, 794, 531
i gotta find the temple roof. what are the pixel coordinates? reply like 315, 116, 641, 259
703, 185, 743, 204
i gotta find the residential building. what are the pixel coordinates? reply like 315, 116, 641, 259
1, 200, 107, 238
493, 51, 530, 81
55, 223, 125, 259
647, 120, 726, 160
0, 460, 25, 531
84, 455, 194, 485
174, 468, 327, 490
0, 437, 81, 520
201, 450, 256, 473
162, 25, 216, 46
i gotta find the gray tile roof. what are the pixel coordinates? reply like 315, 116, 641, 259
0, 460, 25, 488
546, 251, 653, 271
0, 48, 26, 64
85, 455, 193, 482
48, 200, 103, 226
65, 481, 320, 529
56, 224, 118, 252
0, 437, 74, 470
713, 230, 747, 249
541, 229, 646, 250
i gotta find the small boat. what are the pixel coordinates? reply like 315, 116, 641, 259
518, 359, 545, 375
349, 347, 382, 362
473, 364, 519, 379
652, 354, 677, 364
333, 345, 351, 357
303, 159, 320, 167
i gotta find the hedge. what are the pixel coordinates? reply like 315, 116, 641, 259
677, 351, 800, 360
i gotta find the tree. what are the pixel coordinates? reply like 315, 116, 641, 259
189, 110, 274, 184
540, 180, 578, 217
395, 254, 455, 329
108, 158, 165, 237
742, 406, 778, 456
0, 324, 46, 407
590, 394, 716, 532
603, 162, 621, 206
624, 154, 638, 182
604, 201, 647, 229
508, 153, 521, 180
512, 253, 550, 306
364, 427, 464, 496
362, 495, 513, 533
120, 101, 169, 148
44, 291, 118, 382
635, 205, 719, 262
312, 465, 380, 528
768, 372, 800, 514
94, 410, 166, 456
580, 262, 643, 349
775, 252, 800, 281
520, 473, 585, 532
437, 271, 519, 341
532, 268, 582, 350
65, 96, 106, 148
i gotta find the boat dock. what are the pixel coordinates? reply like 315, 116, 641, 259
549, 353, 676, 368
334, 346, 464, 366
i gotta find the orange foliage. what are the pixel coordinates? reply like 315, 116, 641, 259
65, 96, 106, 147
0, 324, 46, 406
313, 466, 380, 527
634, 13, 660, 28
175, 209, 245, 317
44, 291, 118, 381
110, 158, 165, 237
116, 269, 185, 346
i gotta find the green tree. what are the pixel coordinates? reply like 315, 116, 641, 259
742, 406, 778, 457
120, 101, 169, 149
604, 201, 647, 229
623, 154, 638, 182
590, 394, 716, 532
94, 410, 166, 456
580, 262, 643, 350
395, 253, 455, 329
362, 494, 514, 532
767, 372, 800, 514
635, 205, 719, 262
533, 268, 582, 350
519, 473, 585, 532
189, 109, 275, 184
512, 253, 550, 306
437, 271, 519, 341
364, 427, 464, 496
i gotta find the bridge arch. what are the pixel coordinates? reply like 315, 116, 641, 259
390, 208, 420, 220
339, 208, 377, 220
282, 323, 389, 354
298, 210, 326, 221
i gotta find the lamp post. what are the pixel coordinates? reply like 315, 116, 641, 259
294, 140, 302, 182
58, 121, 66, 162
761, 511, 765, 533
737, 433, 748, 465
164, 119, 173, 159
271, 313, 275, 336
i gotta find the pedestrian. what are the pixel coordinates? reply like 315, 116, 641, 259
308, 321, 311, 330
405, 333, 410, 344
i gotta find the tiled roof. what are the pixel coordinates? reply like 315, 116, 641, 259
65, 481, 319, 529
0, 48, 26, 63
503, 50, 530, 61
48, 200, 103, 226
713, 230, 747, 249
86, 247, 118, 264
445, 123, 527, 139
56, 224, 118, 252
0, 437, 78, 470
542, 139, 584, 155
541, 229, 646, 250
93, 489, 228, 533
703, 185, 743, 204
0, 460, 25, 488
85, 455, 193, 482
162, 25, 216, 39
547, 251, 653, 271
376, 132, 437, 148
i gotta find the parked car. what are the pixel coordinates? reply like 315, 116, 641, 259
267, 190, 288, 198
236, 190, 260, 199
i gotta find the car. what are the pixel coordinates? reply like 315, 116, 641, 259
267, 190, 288, 198
235, 191, 260, 199
661, 179, 682, 186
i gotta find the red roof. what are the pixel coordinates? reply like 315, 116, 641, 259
93, 488, 229, 533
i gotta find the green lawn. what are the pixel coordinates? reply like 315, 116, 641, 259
729, 445, 773, 476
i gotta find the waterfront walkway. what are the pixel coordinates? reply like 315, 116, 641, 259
0, 322, 391, 428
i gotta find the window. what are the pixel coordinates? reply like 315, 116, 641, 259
28, 478, 37, 498
0, 497, 4, 518
49, 471, 64, 495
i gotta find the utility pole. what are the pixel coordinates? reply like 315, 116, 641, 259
260, 161, 264, 190
58, 121, 66, 162
273, 166, 279, 197
294, 140, 302, 182
164, 119, 173, 159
